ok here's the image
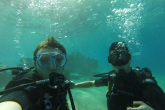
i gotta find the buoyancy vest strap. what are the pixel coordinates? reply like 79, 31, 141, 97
67, 88, 76, 110
107, 70, 116, 91
108, 81, 110, 91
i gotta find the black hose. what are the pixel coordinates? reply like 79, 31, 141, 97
0, 79, 49, 95
0, 82, 35, 95
93, 72, 109, 77
0, 67, 24, 72
0, 67, 34, 72
67, 88, 76, 110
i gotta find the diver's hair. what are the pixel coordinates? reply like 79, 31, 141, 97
109, 41, 129, 52
33, 36, 66, 57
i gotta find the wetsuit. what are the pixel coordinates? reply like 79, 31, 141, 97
95, 68, 165, 110
0, 72, 69, 110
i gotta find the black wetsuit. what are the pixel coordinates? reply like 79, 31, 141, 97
95, 69, 165, 110
0, 72, 69, 110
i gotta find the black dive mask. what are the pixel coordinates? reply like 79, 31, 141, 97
108, 51, 131, 66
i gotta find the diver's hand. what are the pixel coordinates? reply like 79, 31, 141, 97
127, 101, 154, 110
69, 80, 75, 89
0, 101, 22, 110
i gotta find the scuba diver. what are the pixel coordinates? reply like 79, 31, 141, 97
72, 41, 165, 110
0, 37, 75, 110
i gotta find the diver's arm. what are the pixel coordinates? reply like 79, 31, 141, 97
74, 80, 96, 88
0, 101, 22, 110
71, 77, 108, 89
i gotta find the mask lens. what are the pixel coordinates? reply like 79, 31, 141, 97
119, 53, 128, 60
37, 54, 52, 68
55, 54, 67, 67
109, 54, 118, 61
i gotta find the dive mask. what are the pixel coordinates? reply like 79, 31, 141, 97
35, 53, 67, 70
108, 50, 131, 66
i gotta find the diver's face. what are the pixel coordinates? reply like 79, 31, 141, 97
35, 48, 65, 79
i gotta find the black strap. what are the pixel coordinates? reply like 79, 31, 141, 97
67, 88, 76, 110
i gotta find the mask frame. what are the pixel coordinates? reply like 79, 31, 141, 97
35, 53, 67, 70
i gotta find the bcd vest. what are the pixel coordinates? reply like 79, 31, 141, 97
106, 67, 156, 110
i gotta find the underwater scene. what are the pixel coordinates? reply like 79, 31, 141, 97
0, 0, 165, 110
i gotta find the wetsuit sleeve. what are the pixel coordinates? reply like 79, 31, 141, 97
142, 84, 165, 110
0, 91, 33, 110
95, 77, 108, 87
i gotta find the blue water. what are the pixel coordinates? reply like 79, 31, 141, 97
0, 0, 165, 109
